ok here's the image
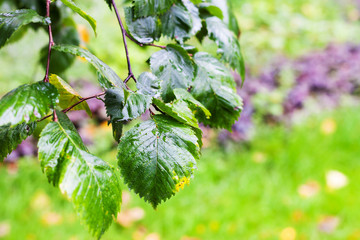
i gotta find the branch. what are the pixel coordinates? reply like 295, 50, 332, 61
111, 0, 137, 83
38, 92, 106, 122
44, 0, 54, 83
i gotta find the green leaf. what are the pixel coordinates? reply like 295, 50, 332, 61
104, 0, 112, 10
198, 3, 224, 19
118, 114, 200, 208
206, 17, 245, 83
125, 7, 160, 44
182, 0, 202, 36
160, 2, 192, 43
111, 120, 123, 143
52, 44, 126, 89
105, 87, 152, 122
152, 98, 199, 129
150, 44, 194, 102
38, 111, 122, 239
0, 82, 59, 126
133, 0, 176, 18
60, 0, 97, 35
49, 74, 92, 116
0, 122, 36, 162
0, 9, 49, 49
136, 72, 161, 97
191, 52, 243, 130
173, 88, 211, 118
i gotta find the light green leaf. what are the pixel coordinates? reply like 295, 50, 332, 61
133, 0, 176, 18
49, 74, 92, 116
118, 114, 200, 208
105, 87, 152, 122
206, 17, 245, 83
125, 7, 160, 44
0, 81, 59, 126
150, 44, 194, 102
173, 88, 211, 118
0, 9, 49, 49
198, 3, 224, 19
136, 72, 161, 97
38, 111, 122, 239
60, 0, 97, 35
0, 122, 36, 162
191, 52, 243, 130
111, 120, 123, 143
52, 44, 126, 89
152, 98, 199, 129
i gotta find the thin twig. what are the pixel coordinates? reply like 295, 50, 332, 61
111, 0, 137, 83
38, 92, 106, 122
44, 0, 54, 83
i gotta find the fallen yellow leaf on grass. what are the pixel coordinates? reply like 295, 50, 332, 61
298, 181, 320, 198
320, 118, 337, 135
279, 227, 297, 240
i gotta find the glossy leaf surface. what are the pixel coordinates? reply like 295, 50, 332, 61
0, 9, 49, 49
150, 44, 194, 102
173, 88, 211, 118
49, 74, 92, 116
133, 0, 176, 17
191, 52, 243, 130
206, 17, 245, 83
38, 111, 122, 239
52, 44, 126, 89
136, 72, 161, 97
0, 82, 58, 126
125, 7, 160, 44
118, 115, 200, 208
105, 88, 152, 122
0, 122, 36, 161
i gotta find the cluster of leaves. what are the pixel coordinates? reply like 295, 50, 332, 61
223, 43, 360, 142
0, 0, 244, 238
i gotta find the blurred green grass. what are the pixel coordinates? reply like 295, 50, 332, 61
1, 107, 360, 240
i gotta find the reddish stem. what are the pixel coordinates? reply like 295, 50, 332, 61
44, 0, 54, 83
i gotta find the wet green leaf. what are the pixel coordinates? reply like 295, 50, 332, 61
173, 88, 211, 118
0, 82, 59, 126
52, 44, 126, 89
38, 111, 122, 239
0, 122, 36, 162
206, 17, 245, 83
191, 52, 243, 130
118, 114, 200, 208
136, 72, 161, 97
150, 44, 194, 102
133, 0, 176, 18
125, 7, 160, 44
0, 9, 49, 49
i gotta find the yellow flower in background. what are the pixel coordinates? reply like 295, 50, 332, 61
77, 24, 90, 44
280, 227, 297, 240
320, 118, 337, 135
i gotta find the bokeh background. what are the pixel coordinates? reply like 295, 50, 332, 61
1, 0, 360, 239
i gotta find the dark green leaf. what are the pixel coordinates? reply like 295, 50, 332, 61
0, 122, 36, 162
0, 9, 49, 49
111, 120, 123, 143
191, 52, 243, 130
105, 87, 152, 122
49, 74, 92, 116
38, 111, 122, 239
136, 72, 161, 97
173, 88, 211, 118
152, 98, 199, 129
160, 2, 192, 43
206, 17, 245, 83
125, 7, 160, 44
52, 44, 126, 89
118, 114, 200, 208
198, 3, 223, 19
60, 0, 97, 35
0, 82, 59, 126
104, 0, 112, 10
150, 44, 194, 102
133, 0, 176, 18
